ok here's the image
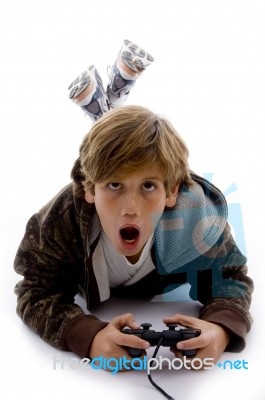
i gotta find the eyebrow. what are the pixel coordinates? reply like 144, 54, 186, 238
105, 174, 164, 182
142, 176, 163, 181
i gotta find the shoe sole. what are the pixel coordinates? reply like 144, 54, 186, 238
68, 66, 93, 99
121, 39, 154, 71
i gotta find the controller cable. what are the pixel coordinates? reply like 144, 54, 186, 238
147, 337, 175, 400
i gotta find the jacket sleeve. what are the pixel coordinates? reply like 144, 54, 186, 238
188, 223, 254, 352
14, 210, 108, 358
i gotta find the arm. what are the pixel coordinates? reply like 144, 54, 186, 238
164, 223, 253, 364
195, 223, 253, 352
197, 263, 253, 351
14, 209, 108, 358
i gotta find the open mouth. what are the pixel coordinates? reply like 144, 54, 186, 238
119, 227, 140, 244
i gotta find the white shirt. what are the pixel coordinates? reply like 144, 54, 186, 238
101, 231, 155, 288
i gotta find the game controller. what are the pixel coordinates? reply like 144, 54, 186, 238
122, 323, 200, 358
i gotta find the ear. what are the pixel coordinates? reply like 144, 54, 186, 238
165, 185, 179, 208
85, 191, 95, 204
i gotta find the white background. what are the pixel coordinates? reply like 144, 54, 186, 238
1, 0, 265, 399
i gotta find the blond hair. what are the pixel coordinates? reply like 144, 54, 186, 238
72, 105, 193, 196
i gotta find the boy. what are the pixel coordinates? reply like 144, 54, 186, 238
14, 41, 253, 368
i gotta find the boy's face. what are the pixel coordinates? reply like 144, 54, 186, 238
85, 163, 178, 263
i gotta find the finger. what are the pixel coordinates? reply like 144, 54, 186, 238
114, 331, 150, 350
163, 314, 199, 329
169, 346, 182, 357
111, 313, 140, 330
169, 346, 213, 371
176, 335, 211, 351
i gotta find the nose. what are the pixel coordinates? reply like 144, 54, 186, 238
121, 192, 141, 216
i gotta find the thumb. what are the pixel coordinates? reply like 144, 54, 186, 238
163, 314, 198, 329
111, 313, 140, 330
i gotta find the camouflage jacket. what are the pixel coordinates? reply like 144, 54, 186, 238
14, 173, 254, 358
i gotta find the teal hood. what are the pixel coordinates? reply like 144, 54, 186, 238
154, 172, 246, 274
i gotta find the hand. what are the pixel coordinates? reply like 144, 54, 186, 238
163, 314, 231, 368
89, 313, 150, 371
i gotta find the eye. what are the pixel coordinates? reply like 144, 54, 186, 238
107, 182, 122, 190
142, 182, 157, 192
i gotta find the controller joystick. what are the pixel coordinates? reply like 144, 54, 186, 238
141, 323, 152, 330
166, 323, 178, 330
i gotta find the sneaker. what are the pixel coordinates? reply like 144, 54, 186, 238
106, 39, 154, 108
68, 65, 110, 122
